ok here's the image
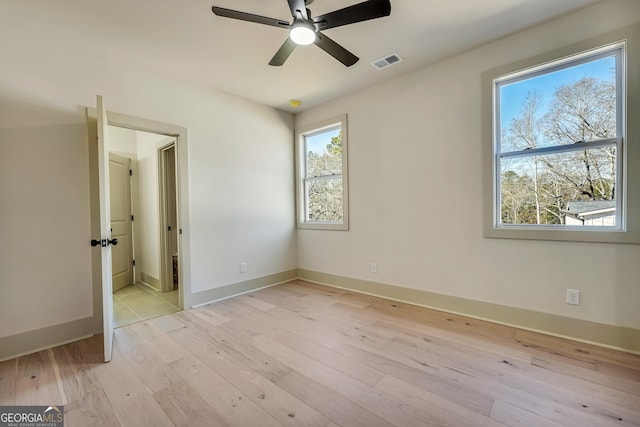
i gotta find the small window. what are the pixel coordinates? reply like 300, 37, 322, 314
296, 115, 349, 230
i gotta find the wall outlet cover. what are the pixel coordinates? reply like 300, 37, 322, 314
566, 289, 580, 305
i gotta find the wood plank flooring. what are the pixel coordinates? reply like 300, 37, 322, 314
1, 280, 639, 426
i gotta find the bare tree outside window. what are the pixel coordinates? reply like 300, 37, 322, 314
306, 131, 343, 221
296, 115, 349, 230
497, 48, 621, 227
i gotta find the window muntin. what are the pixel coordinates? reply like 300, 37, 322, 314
494, 44, 624, 229
296, 115, 349, 230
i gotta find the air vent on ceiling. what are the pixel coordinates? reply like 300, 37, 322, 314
371, 53, 403, 70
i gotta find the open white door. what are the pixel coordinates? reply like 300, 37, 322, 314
96, 95, 114, 362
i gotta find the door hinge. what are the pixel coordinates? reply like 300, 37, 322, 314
179, 228, 183, 235
131, 215, 134, 221
129, 169, 133, 176
132, 260, 136, 267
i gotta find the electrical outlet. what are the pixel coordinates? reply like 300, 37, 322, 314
566, 289, 580, 305
371, 262, 377, 274
240, 262, 247, 273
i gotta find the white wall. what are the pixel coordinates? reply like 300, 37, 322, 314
0, 10, 296, 340
0, 125, 93, 337
295, 0, 640, 330
109, 126, 138, 158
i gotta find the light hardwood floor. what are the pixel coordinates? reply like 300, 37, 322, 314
1, 280, 639, 426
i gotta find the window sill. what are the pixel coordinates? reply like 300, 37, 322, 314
297, 222, 349, 231
484, 224, 640, 244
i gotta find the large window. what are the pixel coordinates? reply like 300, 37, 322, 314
496, 44, 623, 229
296, 115, 349, 230
482, 29, 640, 243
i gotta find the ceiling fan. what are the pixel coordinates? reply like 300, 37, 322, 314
211, 0, 391, 67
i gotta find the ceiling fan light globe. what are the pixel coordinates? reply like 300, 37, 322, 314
290, 25, 316, 45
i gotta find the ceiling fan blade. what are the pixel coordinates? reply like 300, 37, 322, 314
314, 32, 359, 67
313, 0, 391, 31
287, 0, 308, 20
212, 6, 291, 29
269, 38, 297, 66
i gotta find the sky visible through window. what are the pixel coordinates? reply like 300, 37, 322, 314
306, 127, 340, 156
499, 55, 615, 141
496, 50, 619, 227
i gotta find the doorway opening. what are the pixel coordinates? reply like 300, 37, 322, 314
108, 127, 181, 327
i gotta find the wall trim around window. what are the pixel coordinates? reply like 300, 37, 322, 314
482, 22, 640, 244
295, 114, 350, 231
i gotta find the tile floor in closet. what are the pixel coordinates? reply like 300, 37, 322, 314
113, 282, 179, 328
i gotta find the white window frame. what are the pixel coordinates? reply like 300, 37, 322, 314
295, 114, 349, 230
482, 24, 640, 244
495, 44, 624, 230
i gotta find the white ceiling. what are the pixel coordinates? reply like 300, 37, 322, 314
5, 0, 602, 112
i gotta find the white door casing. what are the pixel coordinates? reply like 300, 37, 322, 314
91, 108, 190, 311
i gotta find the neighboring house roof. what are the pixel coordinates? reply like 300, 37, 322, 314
564, 200, 616, 217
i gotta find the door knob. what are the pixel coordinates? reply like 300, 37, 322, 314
91, 238, 117, 247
